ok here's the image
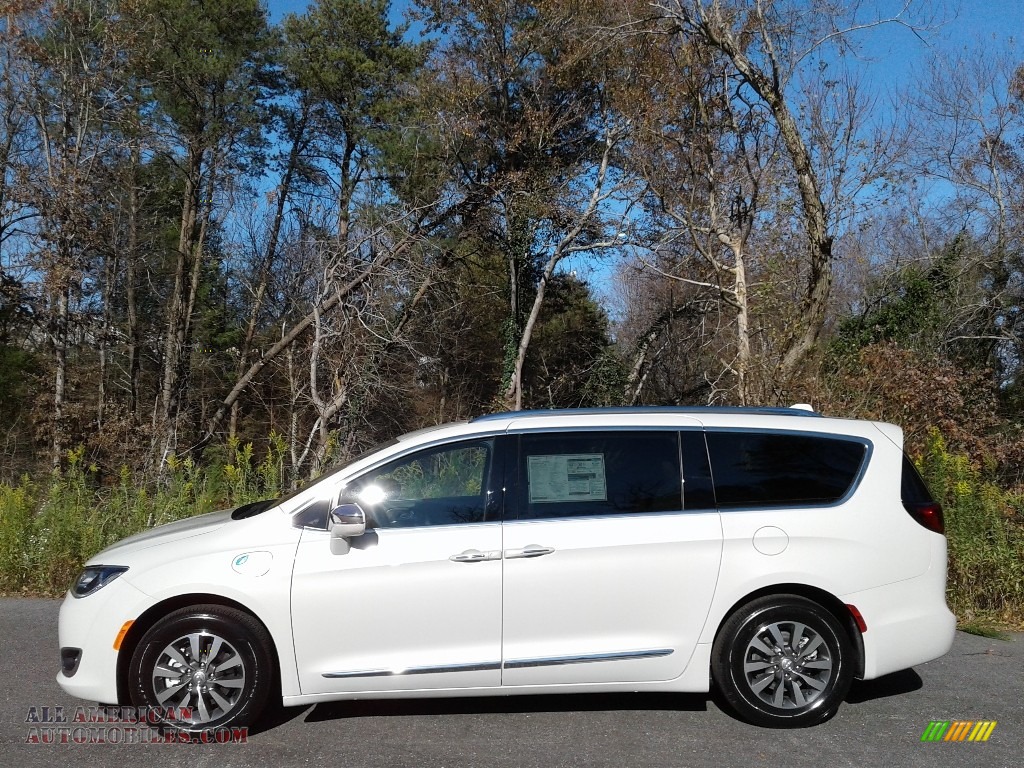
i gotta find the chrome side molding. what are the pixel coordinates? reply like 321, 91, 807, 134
503, 648, 674, 669
323, 661, 501, 679
322, 648, 674, 678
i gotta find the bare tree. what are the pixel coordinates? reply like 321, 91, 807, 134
193, 201, 438, 461
907, 41, 1024, 373
648, 0, 921, 397
0, 9, 34, 258
503, 122, 629, 409
624, 31, 783, 404
227, 105, 312, 441
18, 0, 122, 467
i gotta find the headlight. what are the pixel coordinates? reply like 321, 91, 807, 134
71, 565, 128, 598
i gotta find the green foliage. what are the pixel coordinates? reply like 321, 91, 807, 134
282, 0, 425, 119
128, 0, 273, 150
829, 235, 969, 363
830, 267, 943, 359
828, 233, 1000, 375
917, 430, 1024, 626
524, 274, 619, 408
579, 348, 628, 407
0, 345, 35, 414
0, 440, 288, 595
280, 0, 429, 203
0, 478, 35, 592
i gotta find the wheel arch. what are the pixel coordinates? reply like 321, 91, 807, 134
710, 584, 865, 680
115, 593, 282, 706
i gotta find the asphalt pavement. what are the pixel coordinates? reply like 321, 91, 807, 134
0, 597, 1019, 767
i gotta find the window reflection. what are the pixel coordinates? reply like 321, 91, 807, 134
342, 440, 494, 528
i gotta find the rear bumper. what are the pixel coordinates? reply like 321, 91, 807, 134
843, 536, 955, 680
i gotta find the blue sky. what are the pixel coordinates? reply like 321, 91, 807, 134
259, 0, 1022, 295
261, 0, 1022, 160
837, 0, 1022, 92
264, 1, 1022, 56
262, 0, 1022, 131
267, 0, 418, 29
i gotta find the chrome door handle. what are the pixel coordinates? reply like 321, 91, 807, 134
449, 549, 500, 563
504, 545, 555, 559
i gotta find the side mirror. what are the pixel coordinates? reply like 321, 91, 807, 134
329, 503, 366, 554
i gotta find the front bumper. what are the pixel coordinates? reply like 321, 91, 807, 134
56, 576, 152, 704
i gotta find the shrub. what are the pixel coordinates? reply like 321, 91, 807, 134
917, 430, 1024, 626
0, 440, 287, 595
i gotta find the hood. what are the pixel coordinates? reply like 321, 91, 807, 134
89, 508, 236, 562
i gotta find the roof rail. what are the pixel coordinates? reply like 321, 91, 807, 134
469, 406, 823, 422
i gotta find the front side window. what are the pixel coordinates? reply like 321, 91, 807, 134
517, 431, 682, 520
705, 431, 867, 508
342, 439, 495, 529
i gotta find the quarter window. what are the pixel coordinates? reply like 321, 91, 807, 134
517, 432, 682, 519
705, 431, 866, 508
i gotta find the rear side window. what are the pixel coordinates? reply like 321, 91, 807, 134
901, 455, 935, 504
517, 431, 682, 519
705, 431, 867, 508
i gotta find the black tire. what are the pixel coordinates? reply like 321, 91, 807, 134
712, 594, 854, 728
128, 604, 274, 734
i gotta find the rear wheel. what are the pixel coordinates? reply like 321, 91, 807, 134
712, 595, 853, 727
128, 604, 273, 734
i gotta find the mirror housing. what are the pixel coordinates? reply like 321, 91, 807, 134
329, 503, 366, 554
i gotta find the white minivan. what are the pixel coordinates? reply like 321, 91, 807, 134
57, 406, 956, 729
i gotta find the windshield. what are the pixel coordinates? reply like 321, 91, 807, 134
225, 438, 403, 520
271, 438, 401, 508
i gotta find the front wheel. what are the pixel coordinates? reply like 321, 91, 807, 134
128, 604, 274, 733
712, 595, 854, 727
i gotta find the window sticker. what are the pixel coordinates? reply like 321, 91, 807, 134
528, 454, 607, 503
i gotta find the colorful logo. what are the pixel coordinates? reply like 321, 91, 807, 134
921, 721, 997, 742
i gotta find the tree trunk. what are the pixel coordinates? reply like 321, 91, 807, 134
155, 139, 212, 462
125, 144, 141, 422
231, 109, 309, 441
193, 226, 423, 456
51, 275, 69, 470
337, 137, 355, 250
675, 5, 834, 393
732, 243, 750, 405
155, 143, 202, 460
506, 253, 555, 410
98, 244, 115, 429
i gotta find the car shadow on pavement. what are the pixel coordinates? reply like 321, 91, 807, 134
305, 692, 710, 722
249, 671, 922, 732
845, 669, 923, 704
248, 700, 314, 735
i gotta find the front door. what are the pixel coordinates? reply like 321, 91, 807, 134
291, 438, 504, 696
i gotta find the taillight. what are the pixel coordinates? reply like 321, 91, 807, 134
904, 501, 944, 534
901, 454, 943, 534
